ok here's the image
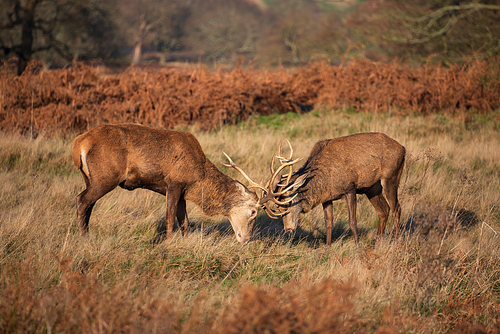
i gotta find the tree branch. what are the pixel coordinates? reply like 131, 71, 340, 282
388, 3, 500, 44
406, 3, 500, 23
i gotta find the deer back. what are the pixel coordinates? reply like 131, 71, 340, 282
72, 123, 207, 191
289, 132, 406, 212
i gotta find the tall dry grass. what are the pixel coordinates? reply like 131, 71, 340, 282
1, 109, 499, 333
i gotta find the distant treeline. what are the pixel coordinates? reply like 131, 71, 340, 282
1, 0, 500, 75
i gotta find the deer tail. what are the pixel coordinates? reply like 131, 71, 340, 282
72, 139, 91, 180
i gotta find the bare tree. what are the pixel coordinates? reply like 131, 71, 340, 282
0, 0, 115, 74
1, 0, 47, 74
185, 0, 261, 64
391, 2, 500, 45
117, 0, 193, 65
351, 0, 500, 63
132, 14, 147, 64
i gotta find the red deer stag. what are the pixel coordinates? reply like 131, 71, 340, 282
259, 133, 406, 246
72, 123, 273, 244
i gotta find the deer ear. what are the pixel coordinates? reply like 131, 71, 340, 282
235, 181, 246, 192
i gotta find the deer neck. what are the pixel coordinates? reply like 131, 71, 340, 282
291, 169, 321, 213
185, 160, 238, 217
295, 167, 345, 212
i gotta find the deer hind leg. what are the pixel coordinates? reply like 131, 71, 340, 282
322, 201, 334, 246
176, 198, 189, 237
381, 177, 402, 238
76, 182, 116, 236
76, 189, 93, 236
76, 149, 123, 237
365, 181, 390, 238
345, 192, 359, 247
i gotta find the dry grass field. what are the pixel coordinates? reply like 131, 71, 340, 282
1, 108, 500, 333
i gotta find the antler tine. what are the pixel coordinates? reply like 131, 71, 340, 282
267, 150, 278, 185
285, 139, 293, 160
222, 152, 268, 193
275, 179, 300, 195
263, 204, 282, 219
267, 140, 285, 182
269, 157, 303, 194
273, 139, 294, 187
260, 140, 305, 220
272, 192, 298, 205
263, 202, 290, 218
265, 143, 286, 189
283, 165, 293, 188
275, 139, 294, 162
258, 156, 303, 208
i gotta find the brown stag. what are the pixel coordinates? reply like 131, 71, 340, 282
72, 123, 277, 244
255, 133, 406, 246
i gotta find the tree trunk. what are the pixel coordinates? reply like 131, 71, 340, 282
132, 14, 147, 65
17, 0, 38, 75
284, 37, 299, 64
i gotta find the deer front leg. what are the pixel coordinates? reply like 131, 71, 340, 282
153, 182, 183, 244
164, 184, 183, 240
322, 201, 334, 246
345, 192, 359, 247
176, 198, 189, 237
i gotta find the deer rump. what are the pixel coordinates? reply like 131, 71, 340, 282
72, 123, 260, 244
280, 132, 406, 246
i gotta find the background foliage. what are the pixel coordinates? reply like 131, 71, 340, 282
1, 0, 500, 74
1, 58, 499, 137
1, 1, 500, 332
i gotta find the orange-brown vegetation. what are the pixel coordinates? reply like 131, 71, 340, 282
1, 58, 499, 136
0, 258, 414, 333
3, 252, 499, 333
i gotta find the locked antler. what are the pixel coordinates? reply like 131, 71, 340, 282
223, 140, 304, 218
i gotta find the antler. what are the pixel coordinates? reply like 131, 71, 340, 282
223, 144, 304, 218
266, 139, 294, 188
222, 152, 268, 194
223, 151, 300, 201
276, 139, 295, 187
259, 155, 303, 205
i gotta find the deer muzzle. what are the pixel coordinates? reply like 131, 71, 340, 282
235, 230, 251, 245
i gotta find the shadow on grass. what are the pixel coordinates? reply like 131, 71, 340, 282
151, 216, 234, 244
152, 211, 395, 251
402, 203, 480, 237
151, 211, 379, 248
251, 214, 373, 248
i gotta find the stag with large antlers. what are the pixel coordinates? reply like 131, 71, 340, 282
256, 133, 406, 247
72, 123, 262, 244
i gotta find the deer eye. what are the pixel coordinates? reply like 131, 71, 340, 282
250, 209, 257, 218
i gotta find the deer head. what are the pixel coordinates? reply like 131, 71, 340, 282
222, 140, 306, 225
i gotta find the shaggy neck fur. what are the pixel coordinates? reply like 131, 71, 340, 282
292, 161, 338, 214
185, 159, 244, 217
